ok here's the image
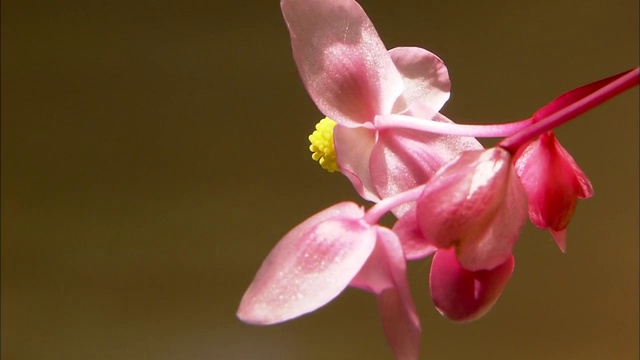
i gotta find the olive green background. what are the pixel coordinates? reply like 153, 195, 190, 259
2, 0, 638, 359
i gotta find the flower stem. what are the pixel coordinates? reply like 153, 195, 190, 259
499, 67, 639, 154
363, 185, 425, 224
377, 114, 533, 137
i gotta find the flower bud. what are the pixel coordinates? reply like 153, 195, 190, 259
430, 248, 514, 322
416, 148, 527, 271
515, 132, 593, 252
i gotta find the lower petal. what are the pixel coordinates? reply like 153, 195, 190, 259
237, 202, 376, 324
378, 288, 421, 360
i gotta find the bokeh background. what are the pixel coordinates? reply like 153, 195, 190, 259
2, 0, 638, 359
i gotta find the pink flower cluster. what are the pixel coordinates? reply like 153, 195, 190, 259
237, 0, 639, 358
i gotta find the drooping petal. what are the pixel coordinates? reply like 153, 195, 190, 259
377, 289, 419, 360
388, 47, 451, 113
430, 248, 514, 322
370, 104, 483, 216
350, 228, 412, 293
237, 202, 376, 324
334, 124, 380, 201
350, 227, 421, 360
281, 0, 405, 126
392, 207, 438, 260
416, 148, 527, 271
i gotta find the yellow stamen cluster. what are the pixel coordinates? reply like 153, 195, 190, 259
308, 117, 339, 173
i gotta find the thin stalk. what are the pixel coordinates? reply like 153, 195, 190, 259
363, 185, 424, 224
499, 67, 639, 154
377, 114, 534, 137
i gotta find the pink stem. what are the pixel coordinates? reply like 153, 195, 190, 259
499, 67, 639, 154
364, 185, 425, 224
377, 114, 534, 137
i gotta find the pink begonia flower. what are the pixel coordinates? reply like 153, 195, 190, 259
515, 132, 593, 252
416, 147, 528, 271
429, 248, 514, 322
281, 0, 482, 204
237, 202, 421, 360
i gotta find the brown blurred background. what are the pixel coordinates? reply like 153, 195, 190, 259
2, 0, 638, 359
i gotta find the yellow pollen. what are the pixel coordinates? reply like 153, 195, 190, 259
308, 117, 339, 173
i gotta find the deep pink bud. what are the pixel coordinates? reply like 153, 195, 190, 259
515, 132, 593, 252
430, 248, 514, 322
416, 148, 528, 271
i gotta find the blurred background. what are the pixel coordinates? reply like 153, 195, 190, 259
2, 0, 638, 359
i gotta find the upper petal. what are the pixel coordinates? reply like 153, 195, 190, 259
281, 0, 405, 126
237, 202, 376, 324
388, 47, 451, 113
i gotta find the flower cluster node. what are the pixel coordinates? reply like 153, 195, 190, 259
308, 117, 339, 173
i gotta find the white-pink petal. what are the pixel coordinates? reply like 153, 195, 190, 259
237, 202, 376, 324
388, 47, 452, 113
281, 0, 404, 126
